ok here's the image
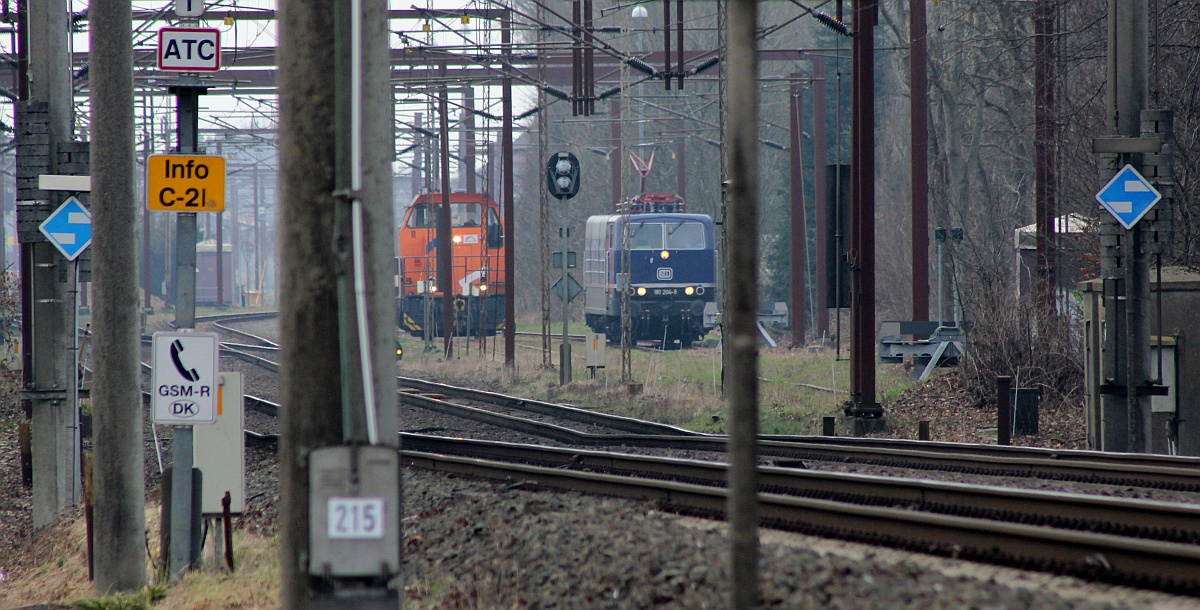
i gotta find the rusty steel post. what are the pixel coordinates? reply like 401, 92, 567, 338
503, 14, 516, 367
663, 0, 671, 90
848, 0, 881, 418
812, 57, 829, 338
789, 75, 807, 348
1034, 0, 1056, 308
676, 0, 684, 89
576, 0, 585, 114
584, 0, 594, 115
438, 73, 454, 358
997, 375, 1013, 446
910, 0, 929, 322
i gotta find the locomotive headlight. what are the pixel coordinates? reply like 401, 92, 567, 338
452, 235, 463, 244
685, 286, 694, 296
660, 250, 670, 259
479, 284, 488, 292
636, 287, 647, 296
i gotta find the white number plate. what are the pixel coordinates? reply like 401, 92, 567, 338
327, 497, 385, 539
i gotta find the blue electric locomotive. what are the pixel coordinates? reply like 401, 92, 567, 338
583, 193, 718, 348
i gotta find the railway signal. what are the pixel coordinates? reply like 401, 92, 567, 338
548, 152, 581, 385
547, 151, 581, 199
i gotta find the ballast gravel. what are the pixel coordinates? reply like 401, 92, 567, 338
211, 320, 1200, 608
401, 468, 1195, 609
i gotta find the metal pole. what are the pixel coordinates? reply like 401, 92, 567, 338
1101, 0, 1149, 452
88, 0, 144, 592
411, 112, 423, 199
503, 13, 516, 368
848, 0, 880, 419
438, 75, 454, 358
169, 84, 202, 578
789, 76, 806, 348
559, 195, 571, 385
997, 375, 1013, 446
610, 99, 622, 209
462, 87, 475, 193
253, 164, 260, 301
936, 231, 943, 325
910, 0, 929, 323
1034, 0, 1057, 309
675, 118, 686, 202
142, 108, 153, 312
726, 0, 760, 606
812, 57, 829, 338
216, 141, 224, 307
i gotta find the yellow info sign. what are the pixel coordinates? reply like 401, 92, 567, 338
147, 154, 225, 212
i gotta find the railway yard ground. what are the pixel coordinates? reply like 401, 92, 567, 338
0, 314, 1197, 608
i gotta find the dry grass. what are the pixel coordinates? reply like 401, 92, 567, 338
398, 332, 914, 435
0, 503, 279, 610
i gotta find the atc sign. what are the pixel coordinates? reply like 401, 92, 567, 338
152, 332, 219, 425
158, 27, 221, 72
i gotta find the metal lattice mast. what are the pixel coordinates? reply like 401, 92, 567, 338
619, 26, 633, 381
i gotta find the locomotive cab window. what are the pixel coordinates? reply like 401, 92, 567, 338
405, 204, 431, 228
630, 222, 664, 250
486, 208, 503, 248
452, 202, 482, 227
405, 203, 483, 228
666, 221, 706, 249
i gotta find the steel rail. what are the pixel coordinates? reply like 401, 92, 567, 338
402, 450, 1200, 594
397, 375, 700, 436
400, 434, 1200, 544
199, 315, 1200, 490
399, 390, 1200, 490
212, 322, 280, 348
760, 434, 1200, 471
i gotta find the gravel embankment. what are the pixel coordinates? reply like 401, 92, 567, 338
211, 320, 1200, 607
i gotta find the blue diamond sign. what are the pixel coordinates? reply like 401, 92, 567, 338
1095, 164, 1162, 230
39, 196, 92, 261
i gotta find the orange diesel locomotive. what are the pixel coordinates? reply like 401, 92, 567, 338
398, 192, 506, 337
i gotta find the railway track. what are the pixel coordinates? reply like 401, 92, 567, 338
191, 312, 1200, 594
209, 313, 1200, 491
229, 392, 1200, 594
400, 440, 1200, 595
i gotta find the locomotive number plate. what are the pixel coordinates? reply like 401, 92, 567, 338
651, 288, 679, 296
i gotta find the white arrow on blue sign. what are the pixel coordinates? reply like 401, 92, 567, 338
38, 196, 92, 261
1095, 164, 1162, 230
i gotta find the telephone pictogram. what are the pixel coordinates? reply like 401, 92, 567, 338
170, 339, 201, 382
